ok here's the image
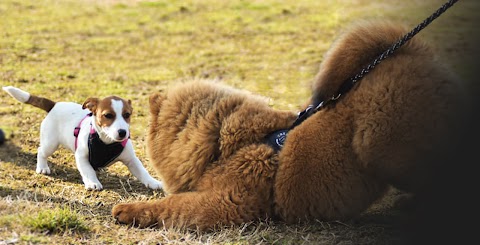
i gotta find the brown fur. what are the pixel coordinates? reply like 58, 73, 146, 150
112, 21, 466, 230
82, 96, 133, 127
26, 95, 56, 112
274, 20, 466, 223
113, 80, 296, 230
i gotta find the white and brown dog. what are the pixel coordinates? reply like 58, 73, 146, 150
2, 86, 163, 191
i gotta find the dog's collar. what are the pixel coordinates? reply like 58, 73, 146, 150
265, 129, 289, 152
266, 107, 315, 151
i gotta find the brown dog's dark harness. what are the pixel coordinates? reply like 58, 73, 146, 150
265, 0, 459, 151
74, 113, 129, 170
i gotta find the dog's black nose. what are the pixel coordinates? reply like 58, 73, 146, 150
118, 129, 127, 138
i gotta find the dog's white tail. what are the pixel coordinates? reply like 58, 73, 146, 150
3, 86, 56, 112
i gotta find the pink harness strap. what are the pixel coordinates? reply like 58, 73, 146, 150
74, 113, 92, 150
121, 137, 128, 147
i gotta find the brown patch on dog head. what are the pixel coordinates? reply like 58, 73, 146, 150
82, 97, 100, 113
82, 96, 133, 127
99, 96, 132, 127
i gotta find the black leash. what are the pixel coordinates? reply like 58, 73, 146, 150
266, 0, 460, 151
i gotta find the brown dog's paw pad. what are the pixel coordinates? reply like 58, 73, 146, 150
112, 204, 135, 225
112, 203, 158, 228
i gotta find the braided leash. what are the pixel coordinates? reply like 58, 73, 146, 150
266, 0, 460, 151
290, 0, 459, 130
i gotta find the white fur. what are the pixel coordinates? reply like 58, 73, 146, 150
3, 86, 30, 102
3, 86, 163, 191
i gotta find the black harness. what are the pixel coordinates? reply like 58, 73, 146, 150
87, 132, 126, 170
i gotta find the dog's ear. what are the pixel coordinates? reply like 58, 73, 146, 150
82, 97, 99, 113
149, 92, 166, 117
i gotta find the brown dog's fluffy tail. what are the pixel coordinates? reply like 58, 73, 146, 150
311, 20, 432, 105
2, 86, 56, 112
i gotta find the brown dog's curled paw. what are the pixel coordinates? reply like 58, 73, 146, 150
112, 202, 159, 228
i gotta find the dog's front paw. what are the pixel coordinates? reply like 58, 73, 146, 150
112, 202, 158, 228
84, 181, 103, 191
36, 167, 51, 175
145, 179, 163, 190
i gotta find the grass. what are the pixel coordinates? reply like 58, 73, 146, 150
1, 0, 479, 244
24, 206, 88, 234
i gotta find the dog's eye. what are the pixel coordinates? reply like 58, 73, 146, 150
103, 113, 114, 119
123, 113, 131, 119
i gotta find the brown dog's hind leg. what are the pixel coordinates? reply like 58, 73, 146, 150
114, 143, 278, 230
112, 188, 268, 231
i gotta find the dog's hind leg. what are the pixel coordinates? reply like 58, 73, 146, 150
36, 144, 56, 174
36, 120, 59, 174
112, 189, 268, 231
113, 144, 277, 230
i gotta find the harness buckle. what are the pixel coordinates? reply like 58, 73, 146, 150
73, 127, 81, 137
266, 129, 289, 152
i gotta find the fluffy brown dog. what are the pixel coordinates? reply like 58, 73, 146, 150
112, 21, 465, 230
274, 20, 466, 223
113, 80, 297, 230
